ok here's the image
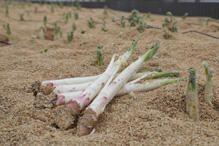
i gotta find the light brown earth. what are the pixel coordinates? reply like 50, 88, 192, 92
0, 1, 219, 145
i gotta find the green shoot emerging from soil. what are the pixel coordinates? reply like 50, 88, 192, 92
43, 16, 47, 29
186, 68, 199, 121
202, 61, 214, 106
81, 30, 86, 34
137, 19, 146, 33
51, 5, 54, 13
87, 18, 95, 29
120, 16, 125, 28
74, 1, 81, 10
74, 12, 79, 20
66, 23, 76, 43
112, 17, 115, 22
5, 5, 9, 17
34, 7, 38, 13
30, 35, 37, 42
182, 12, 188, 20
101, 21, 107, 32
54, 23, 61, 40
3, 23, 11, 37
40, 48, 48, 54
26, 10, 30, 17
19, 13, 24, 21
128, 10, 142, 27
205, 18, 210, 25
146, 13, 151, 19
163, 12, 178, 32
162, 12, 178, 39
72, 23, 76, 32
67, 31, 74, 43
64, 12, 72, 24
162, 26, 171, 39
119, 32, 123, 38
96, 45, 103, 66
59, 3, 64, 9
103, 5, 108, 16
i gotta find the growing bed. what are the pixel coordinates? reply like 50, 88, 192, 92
0, 1, 219, 145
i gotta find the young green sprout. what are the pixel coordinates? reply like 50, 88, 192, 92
206, 18, 210, 25
72, 23, 76, 32
120, 16, 125, 28
74, 12, 79, 20
19, 13, 24, 21
137, 19, 146, 33
163, 11, 178, 32
59, 3, 64, 9
146, 13, 151, 19
162, 25, 171, 39
128, 10, 141, 27
51, 5, 54, 13
96, 45, 103, 66
103, 5, 108, 16
74, 1, 81, 10
186, 68, 199, 121
101, 21, 107, 32
81, 30, 86, 34
87, 18, 95, 29
66, 22, 76, 43
43, 16, 47, 29
119, 32, 123, 38
64, 13, 69, 24
54, 23, 61, 40
40, 48, 48, 54
30, 35, 37, 42
26, 10, 30, 17
34, 6, 38, 13
202, 61, 214, 107
182, 12, 188, 20
67, 30, 74, 43
112, 17, 115, 22
3, 23, 11, 37
67, 12, 72, 18
5, 5, 9, 17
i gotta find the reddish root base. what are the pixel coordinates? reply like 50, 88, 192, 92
43, 83, 55, 95
66, 100, 81, 116
77, 108, 98, 136
56, 95, 65, 105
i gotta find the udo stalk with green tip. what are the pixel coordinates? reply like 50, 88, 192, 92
77, 40, 160, 136
96, 45, 103, 66
186, 68, 199, 121
202, 61, 214, 107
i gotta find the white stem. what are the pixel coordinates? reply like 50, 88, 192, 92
42, 75, 100, 86
53, 82, 92, 94
57, 78, 177, 105
89, 57, 144, 115
118, 79, 167, 95
51, 71, 157, 94
128, 72, 153, 84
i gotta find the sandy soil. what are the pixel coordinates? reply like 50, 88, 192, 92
0, 2, 219, 145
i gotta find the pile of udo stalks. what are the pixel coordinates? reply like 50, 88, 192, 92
35, 39, 184, 136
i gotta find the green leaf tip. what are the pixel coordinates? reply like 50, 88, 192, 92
128, 38, 138, 54
202, 61, 208, 67
161, 78, 184, 86
202, 61, 214, 83
152, 71, 180, 79
187, 68, 197, 91
142, 40, 160, 62
96, 45, 103, 66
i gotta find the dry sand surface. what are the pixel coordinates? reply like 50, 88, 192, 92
0, 2, 219, 145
